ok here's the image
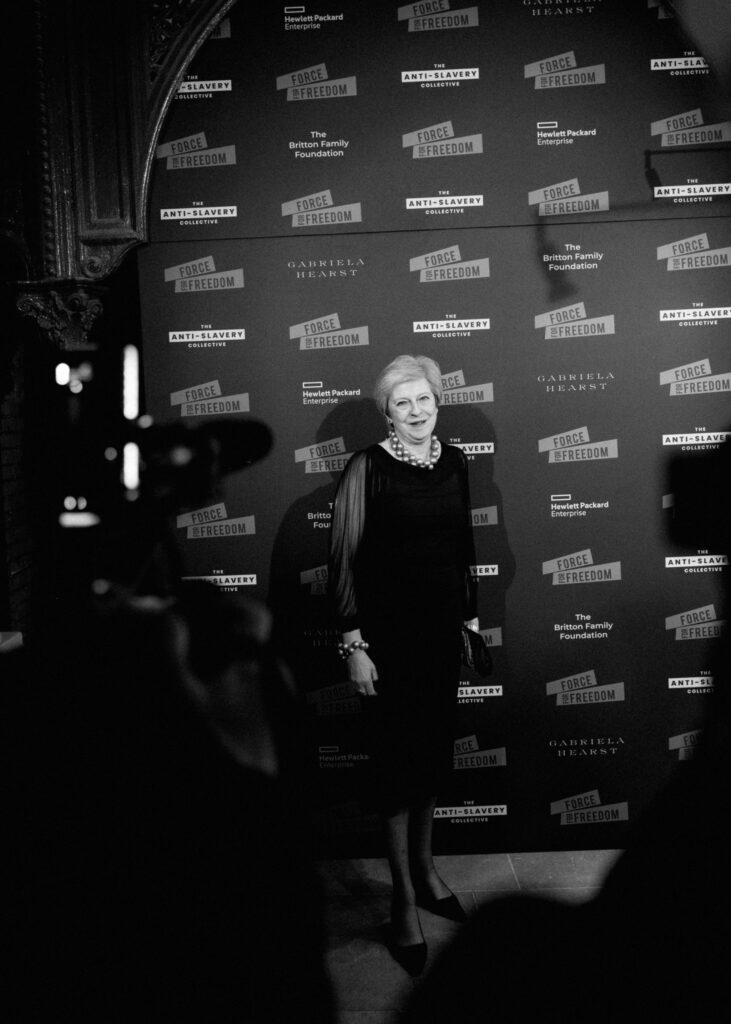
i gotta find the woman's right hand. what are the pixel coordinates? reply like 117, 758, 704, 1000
346, 649, 379, 697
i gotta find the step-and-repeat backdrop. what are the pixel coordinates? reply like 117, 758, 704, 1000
138, 0, 731, 853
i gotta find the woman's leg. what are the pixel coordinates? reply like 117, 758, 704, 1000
409, 795, 452, 900
384, 809, 423, 945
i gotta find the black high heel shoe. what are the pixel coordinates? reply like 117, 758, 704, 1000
386, 906, 428, 976
387, 933, 428, 976
414, 889, 468, 923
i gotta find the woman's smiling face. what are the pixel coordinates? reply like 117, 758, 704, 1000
387, 376, 438, 445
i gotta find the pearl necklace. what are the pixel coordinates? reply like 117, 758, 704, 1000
388, 429, 440, 469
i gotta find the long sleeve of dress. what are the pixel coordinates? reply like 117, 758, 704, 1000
328, 450, 368, 632
458, 450, 479, 621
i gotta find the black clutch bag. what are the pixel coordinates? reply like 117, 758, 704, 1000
460, 625, 492, 677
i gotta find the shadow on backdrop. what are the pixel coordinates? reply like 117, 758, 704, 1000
401, 438, 730, 1023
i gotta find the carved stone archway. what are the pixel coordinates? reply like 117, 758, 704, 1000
14, 0, 238, 351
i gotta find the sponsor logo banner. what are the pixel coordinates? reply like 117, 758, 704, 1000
660, 306, 731, 323
452, 441, 494, 455
659, 359, 731, 395
650, 56, 709, 72
301, 382, 362, 406
186, 515, 256, 539
536, 122, 598, 147
656, 233, 709, 260
528, 178, 609, 216
402, 120, 483, 158
294, 438, 347, 461
401, 67, 479, 84
538, 427, 618, 463
415, 318, 490, 336
453, 735, 506, 769
654, 184, 731, 202
169, 328, 245, 344
540, 247, 605, 271
282, 190, 362, 227
543, 549, 621, 585
289, 313, 369, 352
176, 78, 232, 95
276, 63, 357, 101
553, 616, 614, 640
176, 502, 228, 528
457, 681, 503, 702
398, 3, 480, 33
662, 431, 730, 449
169, 382, 250, 416
182, 395, 250, 418
160, 207, 238, 224
546, 669, 625, 706
409, 243, 489, 281
441, 377, 494, 405
551, 791, 629, 826
163, 255, 244, 292
176, 503, 256, 539
181, 574, 256, 589
294, 437, 349, 471
550, 494, 610, 518
652, 107, 731, 147
668, 675, 714, 692
535, 302, 615, 339
406, 194, 483, 210
469, 564, 499, 577
524, 51, 606, 89
156, 132, 237, 169
665, 554, 728, 570
658, 233, 731, 270
665, 604, 725, 640
539, 372, 614, 393
156, 132, 209, 157
434, 804, 507, 821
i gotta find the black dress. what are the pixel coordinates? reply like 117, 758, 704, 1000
329, 442, 477, 813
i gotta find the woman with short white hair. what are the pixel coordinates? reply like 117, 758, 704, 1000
329, 354, 479, 975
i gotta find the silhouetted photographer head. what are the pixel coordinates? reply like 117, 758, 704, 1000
138, 417, 272, 511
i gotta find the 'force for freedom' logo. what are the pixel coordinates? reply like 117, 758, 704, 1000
528, 177, 609, 217
409, 243, 489, 282
402, 119, 483, 158
524, 51, 606, 90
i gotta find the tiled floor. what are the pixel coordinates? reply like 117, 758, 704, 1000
317, 849, 621, 1024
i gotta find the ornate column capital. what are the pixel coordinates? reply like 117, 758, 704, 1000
16, 280, 107, 351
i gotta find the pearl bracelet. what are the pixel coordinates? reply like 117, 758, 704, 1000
337, 639, 370, 660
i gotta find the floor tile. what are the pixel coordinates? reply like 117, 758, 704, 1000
432, 852, 520, 893
508, 849, 621, 890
